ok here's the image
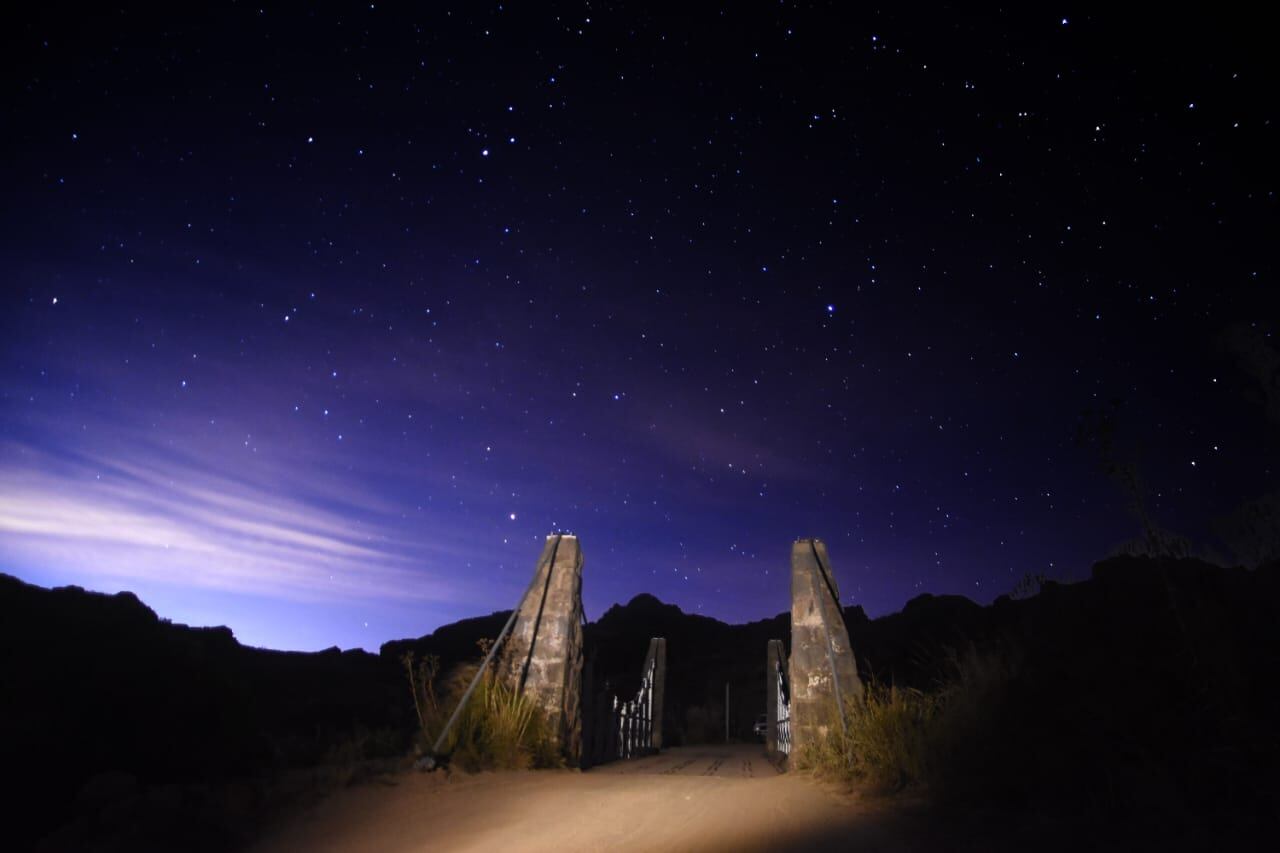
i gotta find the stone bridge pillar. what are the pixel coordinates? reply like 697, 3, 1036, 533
498, 534, 585, 762
789, 538, 862, 752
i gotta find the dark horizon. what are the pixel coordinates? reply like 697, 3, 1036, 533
3, 4, 1277, 652
0, 549, 955, 655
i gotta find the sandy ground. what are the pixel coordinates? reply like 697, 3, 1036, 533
249, 744, 927, 852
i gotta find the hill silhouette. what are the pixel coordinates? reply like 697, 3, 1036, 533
4, 555, 1280, 848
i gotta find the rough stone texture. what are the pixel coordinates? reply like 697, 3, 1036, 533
765, 638, 786, 755
498, 534, 585, 762
788, 538, 862, 752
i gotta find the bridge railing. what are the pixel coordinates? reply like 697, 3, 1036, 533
582, 637, 666, 769
766, 638, 791, 757
774, 661, 792, 755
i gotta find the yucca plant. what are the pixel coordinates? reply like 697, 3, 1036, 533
403, 640, 561, 771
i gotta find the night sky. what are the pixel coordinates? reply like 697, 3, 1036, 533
2, 5, 1277, 651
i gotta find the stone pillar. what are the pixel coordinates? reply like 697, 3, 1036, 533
498, 534, 585, 762
789, 538, 862, 752
765, 638, 786, 755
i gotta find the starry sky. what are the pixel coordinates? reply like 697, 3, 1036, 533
2, 4, 1277, 651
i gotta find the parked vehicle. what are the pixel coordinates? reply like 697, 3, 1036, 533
753, 713, 768, 739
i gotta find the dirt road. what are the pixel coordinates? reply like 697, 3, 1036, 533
251, 744, 925, 852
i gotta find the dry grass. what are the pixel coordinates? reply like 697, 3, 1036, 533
402, 644, 561, 771
795, 684, 938, 791
797, 647, 1015, 795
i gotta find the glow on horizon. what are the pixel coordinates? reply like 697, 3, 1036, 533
0, 435, 508, 649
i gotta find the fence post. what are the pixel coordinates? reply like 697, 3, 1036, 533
725, 681, 730, 742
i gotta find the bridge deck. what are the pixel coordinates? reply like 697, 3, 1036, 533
587, 742, 784, 778
252, 744, 921, 852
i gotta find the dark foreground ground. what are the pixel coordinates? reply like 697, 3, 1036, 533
250, 744, 926, 853
7, 555, 1280, 849
249, 744, 1273, 853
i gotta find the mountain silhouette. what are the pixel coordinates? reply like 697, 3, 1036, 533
4, 555, 1280, 848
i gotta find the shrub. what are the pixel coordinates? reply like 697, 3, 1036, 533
797, 646, 1015, 795
401, 650, 442, 740
402, 643, 561, 772
448, 669, 561, 771
795, 683, 939, 791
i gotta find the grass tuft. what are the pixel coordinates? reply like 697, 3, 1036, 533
797, 646, 1015, 795
402, 642, 562, 772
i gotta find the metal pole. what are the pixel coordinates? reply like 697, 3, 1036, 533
427, 606, 516, 760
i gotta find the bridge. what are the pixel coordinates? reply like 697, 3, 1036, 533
256, 535, 879, 852
427, 533, 861, 772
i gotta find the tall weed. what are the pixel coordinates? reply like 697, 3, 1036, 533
798, 646, 1015, 795
402, 642, 561, 771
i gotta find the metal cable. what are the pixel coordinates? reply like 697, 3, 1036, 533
428, 534, 563, 759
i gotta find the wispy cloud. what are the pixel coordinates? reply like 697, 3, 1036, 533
0, 438, 458, 604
